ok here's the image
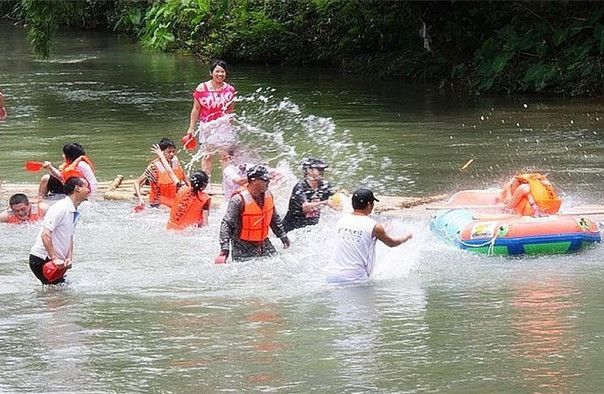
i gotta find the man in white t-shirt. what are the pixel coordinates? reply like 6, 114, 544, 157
29, 177, 91, 284
325, 188, 412, 284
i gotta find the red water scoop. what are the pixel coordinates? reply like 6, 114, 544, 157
181, 134, 198, 151
25, 161, 44, 172
133, 203, 145, 213
42, 260, 67, 283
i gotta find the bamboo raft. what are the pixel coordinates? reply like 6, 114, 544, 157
0, 174, 448, 217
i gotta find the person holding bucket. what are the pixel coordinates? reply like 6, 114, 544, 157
29, 177, 91, 285
184, 59, 236, 179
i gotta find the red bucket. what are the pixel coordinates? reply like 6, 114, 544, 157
42, 260, 67, 283
181, 134, 198, 151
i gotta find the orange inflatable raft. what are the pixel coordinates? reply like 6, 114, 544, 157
430, 189, 601, 256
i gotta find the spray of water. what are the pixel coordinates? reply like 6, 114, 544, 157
200, 87, 383, 190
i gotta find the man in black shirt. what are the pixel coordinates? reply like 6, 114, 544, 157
283, 158, 335, 232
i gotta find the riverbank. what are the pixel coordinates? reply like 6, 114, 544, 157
5, 2, 604, 96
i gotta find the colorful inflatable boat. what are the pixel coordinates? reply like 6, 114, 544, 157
430, 190, 602, 256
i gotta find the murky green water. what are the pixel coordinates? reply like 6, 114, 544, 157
1, 23, 604, 393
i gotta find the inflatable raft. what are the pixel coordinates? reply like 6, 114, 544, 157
430, 190, 602, 256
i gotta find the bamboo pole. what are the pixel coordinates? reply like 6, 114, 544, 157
107, 174, 123, 191
397, 194, 448, 208
472, 211, 604, 220
425, 204, 506, 211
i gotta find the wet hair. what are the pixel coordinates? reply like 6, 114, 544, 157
9, 193, 29, 207
64, 177, 86, 195
158, 138, 176, 151
190, 170, 209, 193
210, 59, 229, 73
63, 142, 86, 162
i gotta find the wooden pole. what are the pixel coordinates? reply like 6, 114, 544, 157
425, 204, 506, 211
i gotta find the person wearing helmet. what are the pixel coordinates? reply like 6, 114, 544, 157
282, 157, 335, 232
215, 164, 290, 263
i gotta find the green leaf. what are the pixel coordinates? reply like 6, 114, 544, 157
587, 7, 604, 27
524, 63, 546, 83
552, 27, 568, 46
491, 53, 510, 74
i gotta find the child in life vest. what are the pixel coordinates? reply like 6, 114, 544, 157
134, 138, 185, 208
500, 173, 562, 216
167, 171, 211, 230
38, 142, 98, 197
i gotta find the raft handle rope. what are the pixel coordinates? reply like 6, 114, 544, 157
431, 211, 500, 255
455, 232, 499, 256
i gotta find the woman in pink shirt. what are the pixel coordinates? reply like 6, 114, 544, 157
185, 60, 236, 179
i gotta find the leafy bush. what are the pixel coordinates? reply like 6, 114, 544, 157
4, 0, 604, 95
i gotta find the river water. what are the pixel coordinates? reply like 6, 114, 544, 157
1, 23, 604, 393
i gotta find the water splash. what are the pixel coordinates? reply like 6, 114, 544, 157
232, 87, 382, 189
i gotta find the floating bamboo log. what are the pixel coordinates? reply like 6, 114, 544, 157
1, 176, 451, 217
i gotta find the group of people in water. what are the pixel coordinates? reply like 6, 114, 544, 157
1, 60, 562, 287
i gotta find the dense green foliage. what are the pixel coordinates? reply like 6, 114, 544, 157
2, 0, 604, 96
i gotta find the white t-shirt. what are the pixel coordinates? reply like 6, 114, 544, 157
222, 164, 246, 201
30, 197, 80, 260
325, 214, 377, 283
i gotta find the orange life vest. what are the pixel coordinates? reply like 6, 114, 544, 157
148, 157, 185, 207
6, 202, 44, 224
238, 189, 274, 242
166, 186, 211, 230
501, 173, 562, 215
59, 156, 96, 182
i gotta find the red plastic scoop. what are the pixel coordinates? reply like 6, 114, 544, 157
181, 134, 198, 151
25, 161, 44, 172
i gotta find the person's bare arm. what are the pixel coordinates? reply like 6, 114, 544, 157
41, 228, 66, 267
187, 97, 201, 134
373, 223, 413, 247
151, 144, 181, 185
134, 174, 147, 205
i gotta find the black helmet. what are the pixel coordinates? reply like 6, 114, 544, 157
246, 165, 271, 182
302, 157, 328, 172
